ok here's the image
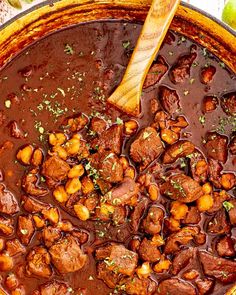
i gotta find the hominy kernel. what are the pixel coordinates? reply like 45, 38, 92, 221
65, 178, 81, 194
74, 204, 90, 221
53, 186, 69, 203
197, 194, 214, 212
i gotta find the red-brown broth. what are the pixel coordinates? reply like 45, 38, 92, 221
0, 21, 235, 295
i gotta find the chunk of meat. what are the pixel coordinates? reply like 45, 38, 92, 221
164, 226, 199, 254
22, 171, 48, 196
138, 238, 161, 262
157, 278, 196, 295
158, 86, 180, 115
130, 127, 163, 169
17, 215, 35, 245
5, 239, 26, 257
104, 177, 139, 206
205, 132, 228, 163
200, 65, 216, 84
49, 235, 87, 274
216, 236, 235, 257
195, 278, 214, 295
26, 246, 52, 278
142, 206, 164, 235
97, 261, 122, 288
106, 244, 138, 276
202, 96, 218, 113
228, 199, 236, 225
35, 280, 71, 295
189, 150, 208, 183
0, 184, 19, 215
21, 195, 50, 213
0, 216, 14, 236
122, 275, 156, 295
169, 50, 197, 84
42, 156, 70, 181
90, 117, 107, 135
160, 174, 204, 203
130, 197, 149, 231
95, 244, 113, 260
98, 151, 123, 183
208, 159, 223, 189
8, 120, 24, 139
208, 190, 230, 213
172, 248, 196, 275
183, 206, 201, 224
199, 251, 236, 283
42, 226, 61, 248
207, 209, 231, 234
143, 55, 168, 88
229, 136, 236, 155
163, 140, 195, 164
221, 91, 236, 116
92, 125, 122, 155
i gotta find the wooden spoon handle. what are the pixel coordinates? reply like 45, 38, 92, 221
108, 0, 180, 116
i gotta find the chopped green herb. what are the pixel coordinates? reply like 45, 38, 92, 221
177, 36, 186, 45
122, 40, 131, 49
219, 62, 225, 68
223, 201, 234, 212
116, 117, 123, 125
64, 44, 74, 55
199, 115, 206, 125
190, 78, 195, 84
183, 90, 189, 96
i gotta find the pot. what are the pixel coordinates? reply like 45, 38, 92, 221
0, 0, 236, 72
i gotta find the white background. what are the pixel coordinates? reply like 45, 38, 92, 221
0, 0, 228, 25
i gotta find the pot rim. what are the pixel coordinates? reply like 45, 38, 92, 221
1, 0, 235, 39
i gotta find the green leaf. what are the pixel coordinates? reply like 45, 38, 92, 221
223, 201, 234, 212
7, 0, 22, 9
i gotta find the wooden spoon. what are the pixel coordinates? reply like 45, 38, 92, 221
107, 0, 180, 116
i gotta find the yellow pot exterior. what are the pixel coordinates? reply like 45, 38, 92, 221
0, 0, 235, 71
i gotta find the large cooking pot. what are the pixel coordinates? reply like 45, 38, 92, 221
0, 0, 236, 73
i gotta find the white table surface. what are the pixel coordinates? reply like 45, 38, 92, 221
0, 0, 227, 25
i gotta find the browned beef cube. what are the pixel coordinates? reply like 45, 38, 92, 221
195, 278, 214, 295
138, 238, 161, 262
21, 195, 50, 213
207, 209, 231, 234
0, 216, 14, 236
97, 261, 122, 288
208, 159, 223, 189
216, 236, 235, 257
142, 206, 164, 235
200, 65, 216, 84
143, 56, 168, 88
157, 278, 197, 295
98, 151, 123, 183
130, 197, 149, 231
228, 199, 236, 225
158, 85, 180, 115
42, 156, 70, 181
17, 215, 35, 246
0, 184, 19, 215
22, 171, 48, 196
92, 125, 123, 155
49, 235, 88, 274
169, 50, 197, 84
130, 127, 163, 169
42, 226, 61, 248
36, 280, 71, 295
202, 96, 218, 113
199, 251, 236, 283
164, 226, 199, 254
229, 136, 236, 155
160, 174, 204, 203
221, 91, 236, 116
163, 140, 195, 164
172, 248, 196, 275
122, 275, 156, 295
105, 177, 139, 206
205, 132, 228, 163
90, 117, 107, 135
183, 206, 201, 224
26, 246, 52, 278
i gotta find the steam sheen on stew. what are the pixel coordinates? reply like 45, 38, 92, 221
0, 21, 235, 295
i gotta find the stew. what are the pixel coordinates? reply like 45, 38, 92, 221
0, 20, 235, 295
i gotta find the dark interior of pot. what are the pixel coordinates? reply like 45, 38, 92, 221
0, 2, 235, 295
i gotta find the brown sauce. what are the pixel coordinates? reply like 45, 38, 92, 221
0, 20, 235, 295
